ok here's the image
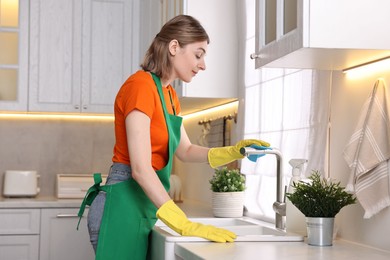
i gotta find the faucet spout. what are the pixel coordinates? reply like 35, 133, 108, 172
240, 147, 286, 230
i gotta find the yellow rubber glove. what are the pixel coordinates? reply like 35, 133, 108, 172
156, 200, 236, 243
208, 139, 270, 168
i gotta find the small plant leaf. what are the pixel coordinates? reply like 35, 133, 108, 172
209, 167, 246, 192
286, 170, 356, 217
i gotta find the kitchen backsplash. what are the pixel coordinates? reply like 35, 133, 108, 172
0, 116, 115, 197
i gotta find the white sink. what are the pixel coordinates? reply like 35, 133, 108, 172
151, 217, 304, 260
155, 217, 257, 228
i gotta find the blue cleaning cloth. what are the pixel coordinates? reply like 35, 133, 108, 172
247, 145, 272, 162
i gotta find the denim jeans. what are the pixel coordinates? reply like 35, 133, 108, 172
87, 163, 132, 252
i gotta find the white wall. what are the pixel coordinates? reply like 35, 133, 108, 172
330, 70, 390, 251
176, 68, 390, 252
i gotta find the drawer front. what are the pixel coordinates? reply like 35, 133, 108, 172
0, 235, 39, 260
0, 209, 40, 235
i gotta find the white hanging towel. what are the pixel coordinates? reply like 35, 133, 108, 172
343, 79, 390, 219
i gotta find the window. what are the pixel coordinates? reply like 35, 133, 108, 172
241, 68, 332, 221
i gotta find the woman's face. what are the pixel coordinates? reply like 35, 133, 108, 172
170, 40, 208, 83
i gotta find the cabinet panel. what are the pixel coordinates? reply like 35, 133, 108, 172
81, 0, 137, 113
0, 235, 39, 260
0, 209, 40, 235
29, 0, 82, 112
254, 0, 390, 70
29, 0, 140, 114
39, 208, 94, 260
0, 0, 28, 111
178, 0, 238, 99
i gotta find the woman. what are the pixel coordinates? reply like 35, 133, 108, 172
78, 15, 270, 259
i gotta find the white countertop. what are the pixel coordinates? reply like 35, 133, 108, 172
175, 239, 390, 260
173, 200, 390, 260
0, 196, 83, 208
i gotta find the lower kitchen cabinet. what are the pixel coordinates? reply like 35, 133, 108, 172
0, 208, 40, 260
0, 235, 39, 260
40, 208, 94, 260
0, 207, 93, 260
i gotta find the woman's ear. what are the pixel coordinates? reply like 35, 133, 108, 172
169, 39, 179, 56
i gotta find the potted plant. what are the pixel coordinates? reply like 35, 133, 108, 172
286, 170, 356, 246
209, 167, 246, 218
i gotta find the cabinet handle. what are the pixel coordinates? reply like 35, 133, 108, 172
56, 214, 80, 218
250, 53, 261, 59
74, 105, 80, 109
83, 105, 87, 110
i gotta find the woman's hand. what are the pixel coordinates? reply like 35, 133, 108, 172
157, 200, 236, 242
207, 139, 270, 168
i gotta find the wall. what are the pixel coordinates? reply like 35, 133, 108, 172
173, 102, 238, 206
330, 69, 390, 251
0, 116, 115, 197
176, 68, 390, 252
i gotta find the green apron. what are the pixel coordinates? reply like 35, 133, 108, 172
78, 73, 182, 260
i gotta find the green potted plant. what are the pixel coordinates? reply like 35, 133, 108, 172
286, 170, 356, 246
209, 167, 246, 217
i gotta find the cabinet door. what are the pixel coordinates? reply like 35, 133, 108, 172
0, 208, 40, 235
0, 0, 29, 111
29, 0, 82, 112
254, 0, 390, 69
0, 235, 39, 260
81, 0, 139, 113
39, 208, 94, 260
254, 0, 302, 69
0, 209, 40, 260
178, 0, 238, 99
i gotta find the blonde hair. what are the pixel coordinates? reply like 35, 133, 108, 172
141, 15, 209, 79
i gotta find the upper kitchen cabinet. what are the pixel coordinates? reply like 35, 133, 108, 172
28, 0, 140, 114
171, 0, 238, 103
253, 0, 390, 70
0, 0, 28, 111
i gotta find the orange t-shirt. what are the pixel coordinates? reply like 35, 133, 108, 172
112, 70, 181, 170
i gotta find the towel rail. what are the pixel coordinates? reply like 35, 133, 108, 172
198, 113, 237, 125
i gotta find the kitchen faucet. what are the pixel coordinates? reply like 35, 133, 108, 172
240, 147, 286, 230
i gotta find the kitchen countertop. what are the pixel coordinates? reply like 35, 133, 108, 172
0, 197, 210, 210
175, 240, 390, 260
0, 196, 83, 208
173, 201, 390, 260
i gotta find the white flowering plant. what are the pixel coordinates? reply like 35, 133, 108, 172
209, 167, 246, 192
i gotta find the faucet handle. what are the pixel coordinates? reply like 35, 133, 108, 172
273, 201, 286, 216
240, 146, 272, 162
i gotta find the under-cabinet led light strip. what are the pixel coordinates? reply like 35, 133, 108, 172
0, 113, 114, 121
342, 56, 390, 74
182, 101, 239, 120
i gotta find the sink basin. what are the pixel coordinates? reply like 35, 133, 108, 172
155, 217, 256, 227
154, 217, 303, 242
151, 217, 304, 260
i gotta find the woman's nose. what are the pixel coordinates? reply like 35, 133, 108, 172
198, 60, 206, 70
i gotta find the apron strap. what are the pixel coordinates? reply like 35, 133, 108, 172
77, 173, 103, 230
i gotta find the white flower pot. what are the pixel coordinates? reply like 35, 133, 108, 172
211, 191, 245, 218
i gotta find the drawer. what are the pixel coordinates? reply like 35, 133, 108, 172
0, 235, 39, 260
0, 209, 40, 235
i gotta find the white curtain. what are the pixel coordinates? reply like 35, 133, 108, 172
236, 0, 332, 222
